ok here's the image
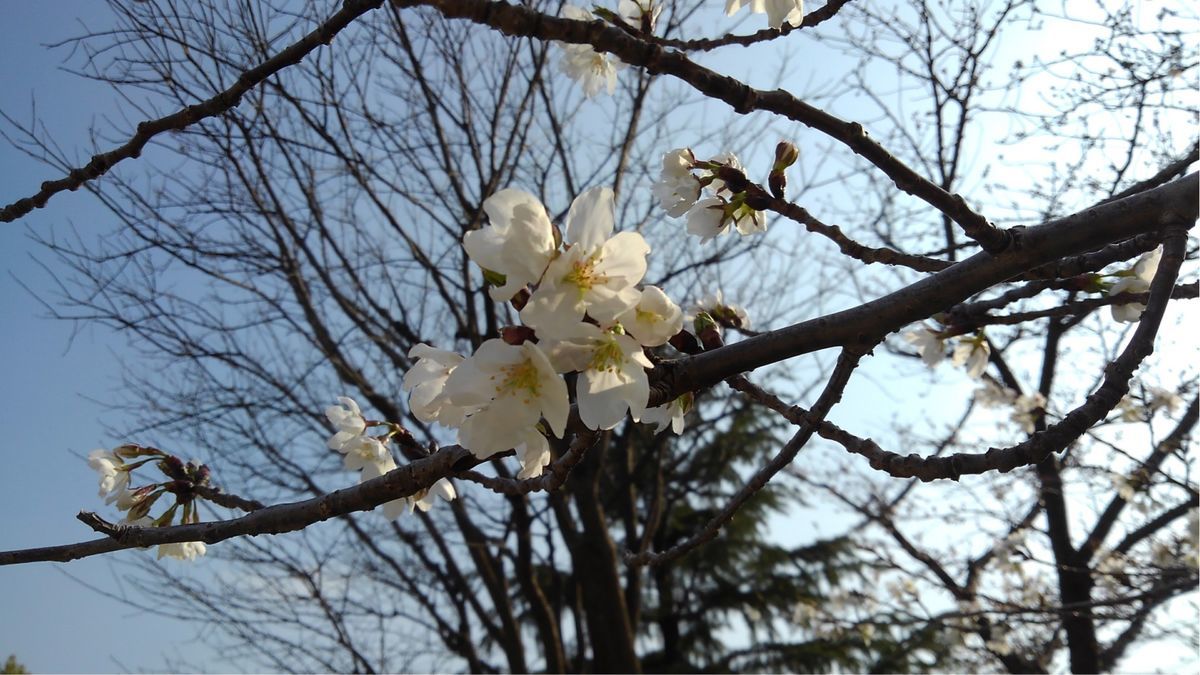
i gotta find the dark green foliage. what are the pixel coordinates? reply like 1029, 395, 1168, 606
1, 656, 28, 675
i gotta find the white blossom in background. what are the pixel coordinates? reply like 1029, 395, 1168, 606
1011, 392, 1047, 433
156, 540, 207, 562
975, 379, 1016, 407
903, 325, 947, 367
1111, 473, 1137, 502
952, 335, 991, 379
1116, 395, 1143, 422
1117, 385, 1184, 421
545, 324, 653, 430
325, 396, 368, 452
442, 339, 569, 457
724, 0, 804, 28
403, 343, 467, 426
558, 6, 625, 97
521, 187, 650, 338
1109, 246, 1162, 323
1095, 550, 1132, 593
464, 188, 558, 302
651, 148, 700, 217
1146, 385, 1184, 416
87, 449, 130, 504
618, 285, 683, 346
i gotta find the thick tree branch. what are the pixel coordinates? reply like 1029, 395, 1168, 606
658, 174, 1197, 404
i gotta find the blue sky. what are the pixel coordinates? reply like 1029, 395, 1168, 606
0, 3, 223, 671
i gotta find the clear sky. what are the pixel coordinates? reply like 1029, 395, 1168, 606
0, 3, 224, 671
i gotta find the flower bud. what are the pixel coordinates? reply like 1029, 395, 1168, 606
126, 488, 164, 521
692, 312, 724, 351
159, 455, 188, 481
773, 141, 799, 170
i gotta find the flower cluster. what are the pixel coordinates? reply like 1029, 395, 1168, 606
86, 445, 211, 561
398, 185, 689, 477
651, 148, 780, 243
325, 397, 456, 519
903, 324, 991, 379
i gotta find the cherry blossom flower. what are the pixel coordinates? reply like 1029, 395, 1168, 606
619, 0, 662, 31
442, 339, 569, 457
157, 540, 207, 561
383, 478, 457, 519
651, 148, 700, 217
87, 449, 130, 505
515, 428, 552, 479
685, 197, 730, 242
341, 434, 394, 477
952, 334, 991, 379
684, 195, 765, 242
545, 324, 653, 430
618, 285, 683, 346
725, 0, 805, 29
1109, 246, 1161, 323
325, 396, 367, 452
403, 343, 467, 426
464, 189, 558, 302
903, 325, 947, 367
641, 393, 691, 434
521, 187, 650, 338
558, 6, 625, 97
